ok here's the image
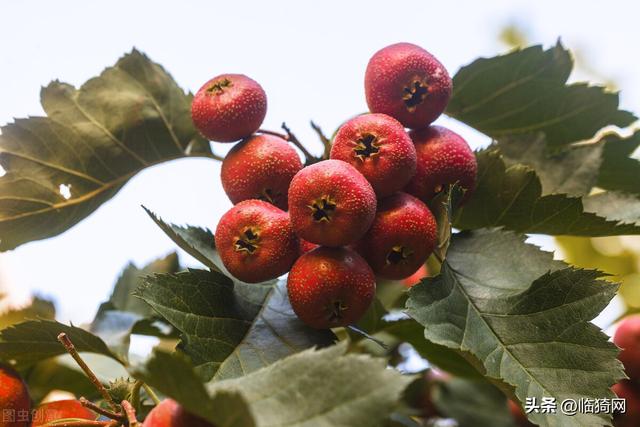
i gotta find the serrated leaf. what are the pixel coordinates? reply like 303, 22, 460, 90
0, 50, 209, 251
406, 229, 623, 427
133, 350, 256, 427
447, 43, 635, 149
0, 297, 56, 330
0, 320, 120, 366
582, 191, 640, 225
143, 207, 220, 272
135, 269, 335, 381
206, 344, 414, 427
597, 130, 640, 195
454, 150, 640, 236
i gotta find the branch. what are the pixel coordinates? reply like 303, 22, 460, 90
310, 121, 332, 159
79, 397, 124, 422
257, 125, 319, 164
121, 400, 140, 427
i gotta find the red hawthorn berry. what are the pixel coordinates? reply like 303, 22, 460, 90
612, 381, 640, 427
330, 113, 417, 197
615, 315, 640, 383
215, 200, 298, 283
221, 134, 303, 210
191, 74, 267, 142
0, 364, 30, 427
287, 246, 375, 329
404, 125, 477, 203
365, 42, 452, 129
507, 400, 535, 427
288, 160, 376, 247
298, 238, 319, 255
143, 399, 214, 427
355, 192, 437, 280
401, 263, 429, 288
32, 400, 97, 426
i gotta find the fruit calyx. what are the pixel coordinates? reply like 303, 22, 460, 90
386, 245, 414, 265
403, 78, 429, 112
234, 227, 260, 254
259, 188, 281, 205
309, 196, 337, 222
353, 133, 381, 160
206, 78, 233, 94
327, 300, 348, 323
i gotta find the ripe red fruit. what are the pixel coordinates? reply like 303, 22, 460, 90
32, 400, 97, 426
330, 113, 416, 197
612, 381, 640, 427
401, 264, 429, 288
215, 200, 298, 283
507, 400, 535, 427
355, 192, 437, 280
221, 134, 302, 210
0, 364, 30, 427
191, 74, 267, 142
615, 315, 640, 382
288, 160, 376, 247
287, 246, 375, 329
298, 238, 318, 255
365, 42, 452, 129
404, 126, 477, 203
143, 399, 214, 427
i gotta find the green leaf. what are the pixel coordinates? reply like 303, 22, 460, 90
143, 207, 221, 272
454, 150, 640, 236
597, 130, 640, 195
0, 320, 120, 366
135, 269, 335, 381
446, 43, 635, 149
133, 350, 256, 427
22, 359, 99, 403
582, 191, 640, 226
0, 50, 210, 251
0, 297, 56, 330
498, 135, 603, 197
206, 344, 414, 427
406, 229, 623, 427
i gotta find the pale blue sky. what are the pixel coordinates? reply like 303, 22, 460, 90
1, 0, 639, 323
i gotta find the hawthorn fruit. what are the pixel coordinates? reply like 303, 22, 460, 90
508, 400, 535, 427
288, 159, 376, 247
287, 246, 376, 329
355, 192, 437, 280
221, 134, 303, 210
31, 400, 97, 426
365, 42, 452, 129
191, 74, 267, 142
215, 199, 298, 283
612, 380, 640, 427
614, 315, 640, 383
0, 364, 30, 427
405, 125, 477, 202
143, 399, 214, 427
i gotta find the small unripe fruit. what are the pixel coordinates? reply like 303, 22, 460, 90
143, 399, 214, 427
404, 126, 477, 203
32, 400, 97, 426
287, 246, 375, 329
221, 134, 303, 210
215, 200, 298, 283
365, 42, 451, 129
191, 74, 267, 142
0, 364, 30, 427
288, 160, 376, 247
330, 113, 417, 197
612, 381, 640, 427
356, 192, 437, 280
615, 315, 640, 382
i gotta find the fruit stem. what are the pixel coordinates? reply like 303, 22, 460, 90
79, 397, 125, 421
257, 125, 319, 164
142, 383, 161, 405
57, 333, 119, 411
121, 400, 140, 427
310, 120, 332, 159
347, 325, 389, 349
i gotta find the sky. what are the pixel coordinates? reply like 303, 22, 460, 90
1, 0, 639, 324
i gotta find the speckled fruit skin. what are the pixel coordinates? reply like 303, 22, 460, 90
32, 400, 97, 426
405, 125, 477, 203
612, 381, 640, 427
215, 200, 298, 283
287, 246, 375, 329
330, 113, 417, 197
143, 399, 214, 427
299, 238, 319, 255
615, 315, 640, 382
221, 134, 302, 210
191, 74, 267, 142
288, 160, 377, 247
0, 364, 30, 427
365, 42, 452, 129
355, 192, 437, 280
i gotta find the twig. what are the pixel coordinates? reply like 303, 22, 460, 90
142, 383, 161, 405
310, 121, 332, 159
79, 397, 124, 421
281, 122, 317, 163
121, 400, 140, 427
57, 333, 119, 411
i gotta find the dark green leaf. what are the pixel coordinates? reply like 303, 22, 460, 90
455, 150, 640, 236
0, 50, 209, 251
0, 297, 56, 330
598, 130, 640, 195
447, 43, 635, 149
135, 269, 335, 381
22, 359, 99, 403
582, 191, 640, 225
406, 229, 623, 426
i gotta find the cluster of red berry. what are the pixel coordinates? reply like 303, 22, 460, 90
612, 315, 640, 426
192, 43, 477, 330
